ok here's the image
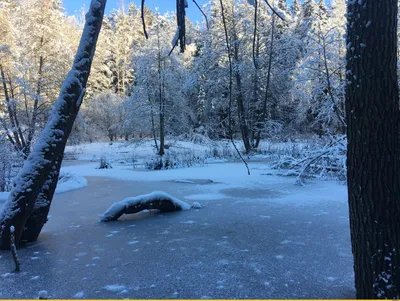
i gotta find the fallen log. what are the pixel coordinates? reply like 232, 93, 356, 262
100, 191, 191, 222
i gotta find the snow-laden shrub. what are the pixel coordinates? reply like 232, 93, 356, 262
271, 136, 347, 183
145, 150, 205, 170
258, 140, 313, 159
190, 133, 212, 145
98, 155, 113, 169
207, 141, 239, 160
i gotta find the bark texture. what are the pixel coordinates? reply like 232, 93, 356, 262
20, 156, 63, 242
0, 0, 107, 249
345, 0, 400, 298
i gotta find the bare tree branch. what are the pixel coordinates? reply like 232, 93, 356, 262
141, 0, 149, 39
262, 0, 285, 22
192, 0, 209, 30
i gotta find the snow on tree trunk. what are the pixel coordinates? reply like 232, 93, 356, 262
20, 156, 63, 242
0, 0, 107, 249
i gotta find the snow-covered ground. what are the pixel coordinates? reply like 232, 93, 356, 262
0, 172, 88, 204
64, 139, 308, 164
59, 161, 347, 207
0, 142, 354, 299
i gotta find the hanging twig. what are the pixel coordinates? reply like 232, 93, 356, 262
192, 0, 209, 30
176, 0, 187, 53
141, 0, 149, 39
10, 226, 20, 272
262, 0, 285, 22
219, 0, 250, 176
168, 36, 179, 56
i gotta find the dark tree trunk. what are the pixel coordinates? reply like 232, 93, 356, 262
256, 14, 275, 148
150, 102, 159, 152
345, 0, 400, 298
159, 104, 165, 156
233, 43, 251, 154
0, 0, 107, 249
158, 47, 165, 157
20, 156, 63, 242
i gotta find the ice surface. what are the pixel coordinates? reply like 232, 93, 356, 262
0, 162, 353, 299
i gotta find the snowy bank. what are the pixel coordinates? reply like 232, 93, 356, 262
56, 172, 88, 194
0, 172, 88, 205
62, 162, 348, 206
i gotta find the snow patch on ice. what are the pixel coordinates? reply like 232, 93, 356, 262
192, 202, 202, 209
218, 259, 230, 265
39, 290, 48, 299
104, 285, 126, 292
72, 292, 85, 298
175, 179, 195, 184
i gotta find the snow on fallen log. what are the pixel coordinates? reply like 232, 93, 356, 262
100, 191, 191, 222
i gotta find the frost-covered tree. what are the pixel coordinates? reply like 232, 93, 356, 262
0, 0, 107, 248
291, 0, 301, 19
0, 0, 80, 157
291, 0, 345, 135
85, 92, 124, 141
125, 12, 192, 155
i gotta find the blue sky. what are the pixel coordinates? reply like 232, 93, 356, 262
63, 0, 208, 23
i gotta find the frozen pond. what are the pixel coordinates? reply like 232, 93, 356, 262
0, 162, 354, 299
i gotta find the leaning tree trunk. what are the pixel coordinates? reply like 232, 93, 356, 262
0, 0, 107, 249
345, 0, 400, 298
20, 155, 63, 242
